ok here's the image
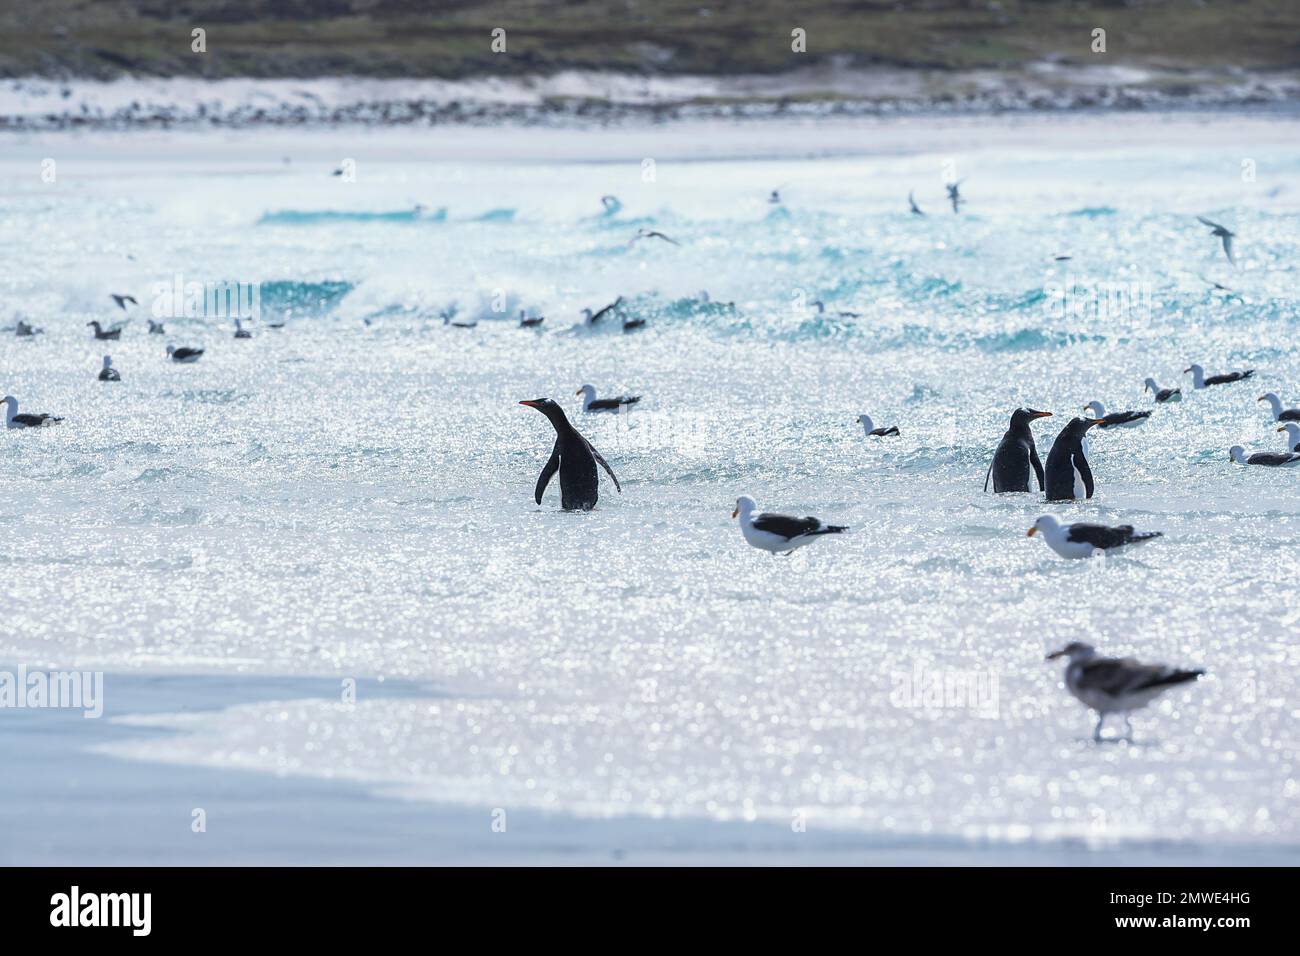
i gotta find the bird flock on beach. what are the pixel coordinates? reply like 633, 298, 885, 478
3, 180, 1267, 742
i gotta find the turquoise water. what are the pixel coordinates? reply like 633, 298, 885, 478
1, 115, 1298, 862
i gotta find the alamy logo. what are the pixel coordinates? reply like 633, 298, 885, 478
0, 666, 103, 718
50, 886, 151, 936
889, 662, 999, 718
151, 274, 261, 321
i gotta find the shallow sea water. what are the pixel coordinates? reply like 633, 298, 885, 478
1, 114, 1298, 861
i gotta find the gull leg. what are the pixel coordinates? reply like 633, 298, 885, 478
1123, 715, 1134, 742
1093, 713, 1105, 742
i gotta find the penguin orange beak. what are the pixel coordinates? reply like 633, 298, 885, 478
1026, 527, 1037, 537
1030, 411, 1052, 419
1046, 649, 1066, 660
518, 400, 540, 408
1087, 419, 1104, 426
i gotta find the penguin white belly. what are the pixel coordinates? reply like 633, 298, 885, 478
1073, 465, 1085, 499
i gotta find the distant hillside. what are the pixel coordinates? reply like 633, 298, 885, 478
4, 0, 1299, 80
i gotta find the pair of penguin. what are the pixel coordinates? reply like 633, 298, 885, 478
985, 408, 1101, 500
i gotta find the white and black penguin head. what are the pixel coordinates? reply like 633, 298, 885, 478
1065, 416, 1103, 436
1046, 641, 1096, 662
519, 398, 560, 413
1010, 408, 1052, 429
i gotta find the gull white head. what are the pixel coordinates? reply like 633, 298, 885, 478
1259, 392, 1283, 419
1184, 364, 1205, 387
856, 414, 875, 434
732, 495, 757, 520
576, 384, 597, 409
1026, 514, 1062, 539
1084, 401, 1106, 418
102, 355, 113, 369
166, 345, 176, 356
1143, 378, 1159, 394
1229, 445, 1248, 464
1, 395, 16, 424
1046, 641, 1097, 662
1277, 423, 1300, 451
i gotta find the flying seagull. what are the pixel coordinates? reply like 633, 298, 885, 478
581, 297, 623, 325
946, 180, 965, 213
1027, 515, 1161, 560
732, 496, 848, 556
2, 395, 63, 429
1197, 216, 1235, 266
148, 320, 166, 335
1047, 641, 1203, 742
110, 294, 138, 311
630, 228, 680, 247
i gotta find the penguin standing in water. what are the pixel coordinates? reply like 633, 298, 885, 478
984, 408, 1053, 492
519, 398, 621, 510
1044, 417, 1104, 501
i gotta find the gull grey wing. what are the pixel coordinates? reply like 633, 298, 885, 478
535, 443, 560, 504
1076, 658, 1161, 696
587, 441, 621, 493
1066, 524, 1134, 549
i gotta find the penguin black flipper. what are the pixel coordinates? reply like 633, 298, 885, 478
1075, 452, 1095, 498
589, 441, 621, 493
535, 443, 560, 504
1030, 444, 1045, 491
983, 459, 993, 492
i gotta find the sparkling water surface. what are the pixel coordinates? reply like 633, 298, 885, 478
1, 114, 1298, 860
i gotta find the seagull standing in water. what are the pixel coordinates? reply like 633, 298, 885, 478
1047, 641, 1203, 742
1143, 378, 1181, 403
1197, 216, 1236, 266
1258, 393, 1300, 422
1083, 401, 1150, 429
1027, 515, 1161, 560
87, 321, 122, 341
98, 355, 121, 382
1185, 364, 1253, 389
856, 414, 899, 437
581, 297, 623, 325
1230, 444, 1300, 467
234, 319, 252, 339
576, 385, 640, 413
732, 496, 848, 556
166, 345, 204, 363
1276, 424, 1300, 452
2, 395, 63, 429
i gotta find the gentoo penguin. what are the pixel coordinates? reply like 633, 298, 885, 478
984, 408, 1052, 493
519, 398, 621, 511
1259, 393, 1300, 422
856, 414, 899, 437
98, 355, 121, 382
1143, 378, 1181, 403
1044, 417, 1103, 501
1185, 363, 1253, 389
1027, 515, 1161, 560
1047, 641, 1203, 742
2, 395, 62, 429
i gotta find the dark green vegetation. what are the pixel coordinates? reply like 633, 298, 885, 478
4, 0, 1298, 79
